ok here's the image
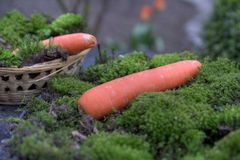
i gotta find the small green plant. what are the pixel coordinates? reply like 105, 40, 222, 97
0, 47, 21, 67
49, 75, 94, 96
81, 132, 153, 160
94, 44, 116, 64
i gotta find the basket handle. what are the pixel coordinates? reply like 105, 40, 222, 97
29, 57, 82, 83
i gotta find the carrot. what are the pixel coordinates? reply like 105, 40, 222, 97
42, 33, 97, 55
78, 60, 202, 119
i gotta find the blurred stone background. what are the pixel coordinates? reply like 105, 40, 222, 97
0, 0, 214, 52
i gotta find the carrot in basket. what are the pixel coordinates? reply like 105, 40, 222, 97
78, 60, 202, 119
42, 33, 97, 55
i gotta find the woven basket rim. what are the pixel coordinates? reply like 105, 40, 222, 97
0, 48, 90, 105
0, 48, 91, 72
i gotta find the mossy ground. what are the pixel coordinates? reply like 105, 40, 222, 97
3, 3, 240, 159
0, 11, 86, 67
7, 51, 240, 160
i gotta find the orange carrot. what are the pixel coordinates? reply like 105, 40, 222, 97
42, 33, 97, 55
78, 60, 202, 119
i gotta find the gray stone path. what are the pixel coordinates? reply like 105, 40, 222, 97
0, 106, 19, 160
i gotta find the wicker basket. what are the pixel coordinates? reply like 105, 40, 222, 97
0, 48, 91, 105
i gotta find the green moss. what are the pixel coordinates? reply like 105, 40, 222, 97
209, 73, 240, 107
25, 98, 50, 116
0, 47, 21, 67
0, 11, 86, 47
17, 36, 45, 60
0, 10, 48, 46
50, 13, 85, 35
49, 75, 94, 96
206, 130, 240, 160
8, 52, 240, 159
177, 83, 213, 104
9, 122, 43, 152
196, 58, 239, 83
26, 96, 80, 129
26, 13, 49, 38
117, 92, 219, 159
117, 92, 217, 145
0, 36, 49, 67
54, 96, 81, 128
0, 10, 28, 46
203, 0, 240, 60
81, 132, 153, 160
150, 51, 196, 68
6, 117, 29, 125
185, 58, 240, 108
11, 128, 80, 160
182, 154, 204, 160
29, 111, 57, 132
217, 105, 240, 129
181, 129, 206, 154
82, 51, 150, 84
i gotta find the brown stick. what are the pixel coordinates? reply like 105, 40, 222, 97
92, 0, 110, 35
82, 0, 91, 22
56, 0, 69, 13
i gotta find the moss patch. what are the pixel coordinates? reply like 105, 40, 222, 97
8, 50, 240, 160
81, 51, 150, 84
49, 75, 94, 96
150, 51, 196, 68
81, 132, 153, 160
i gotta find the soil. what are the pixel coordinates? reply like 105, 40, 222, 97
21, 47, 69, 67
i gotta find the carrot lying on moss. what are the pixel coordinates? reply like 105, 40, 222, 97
42, 33, 97, 55
78, 60, 202, 119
